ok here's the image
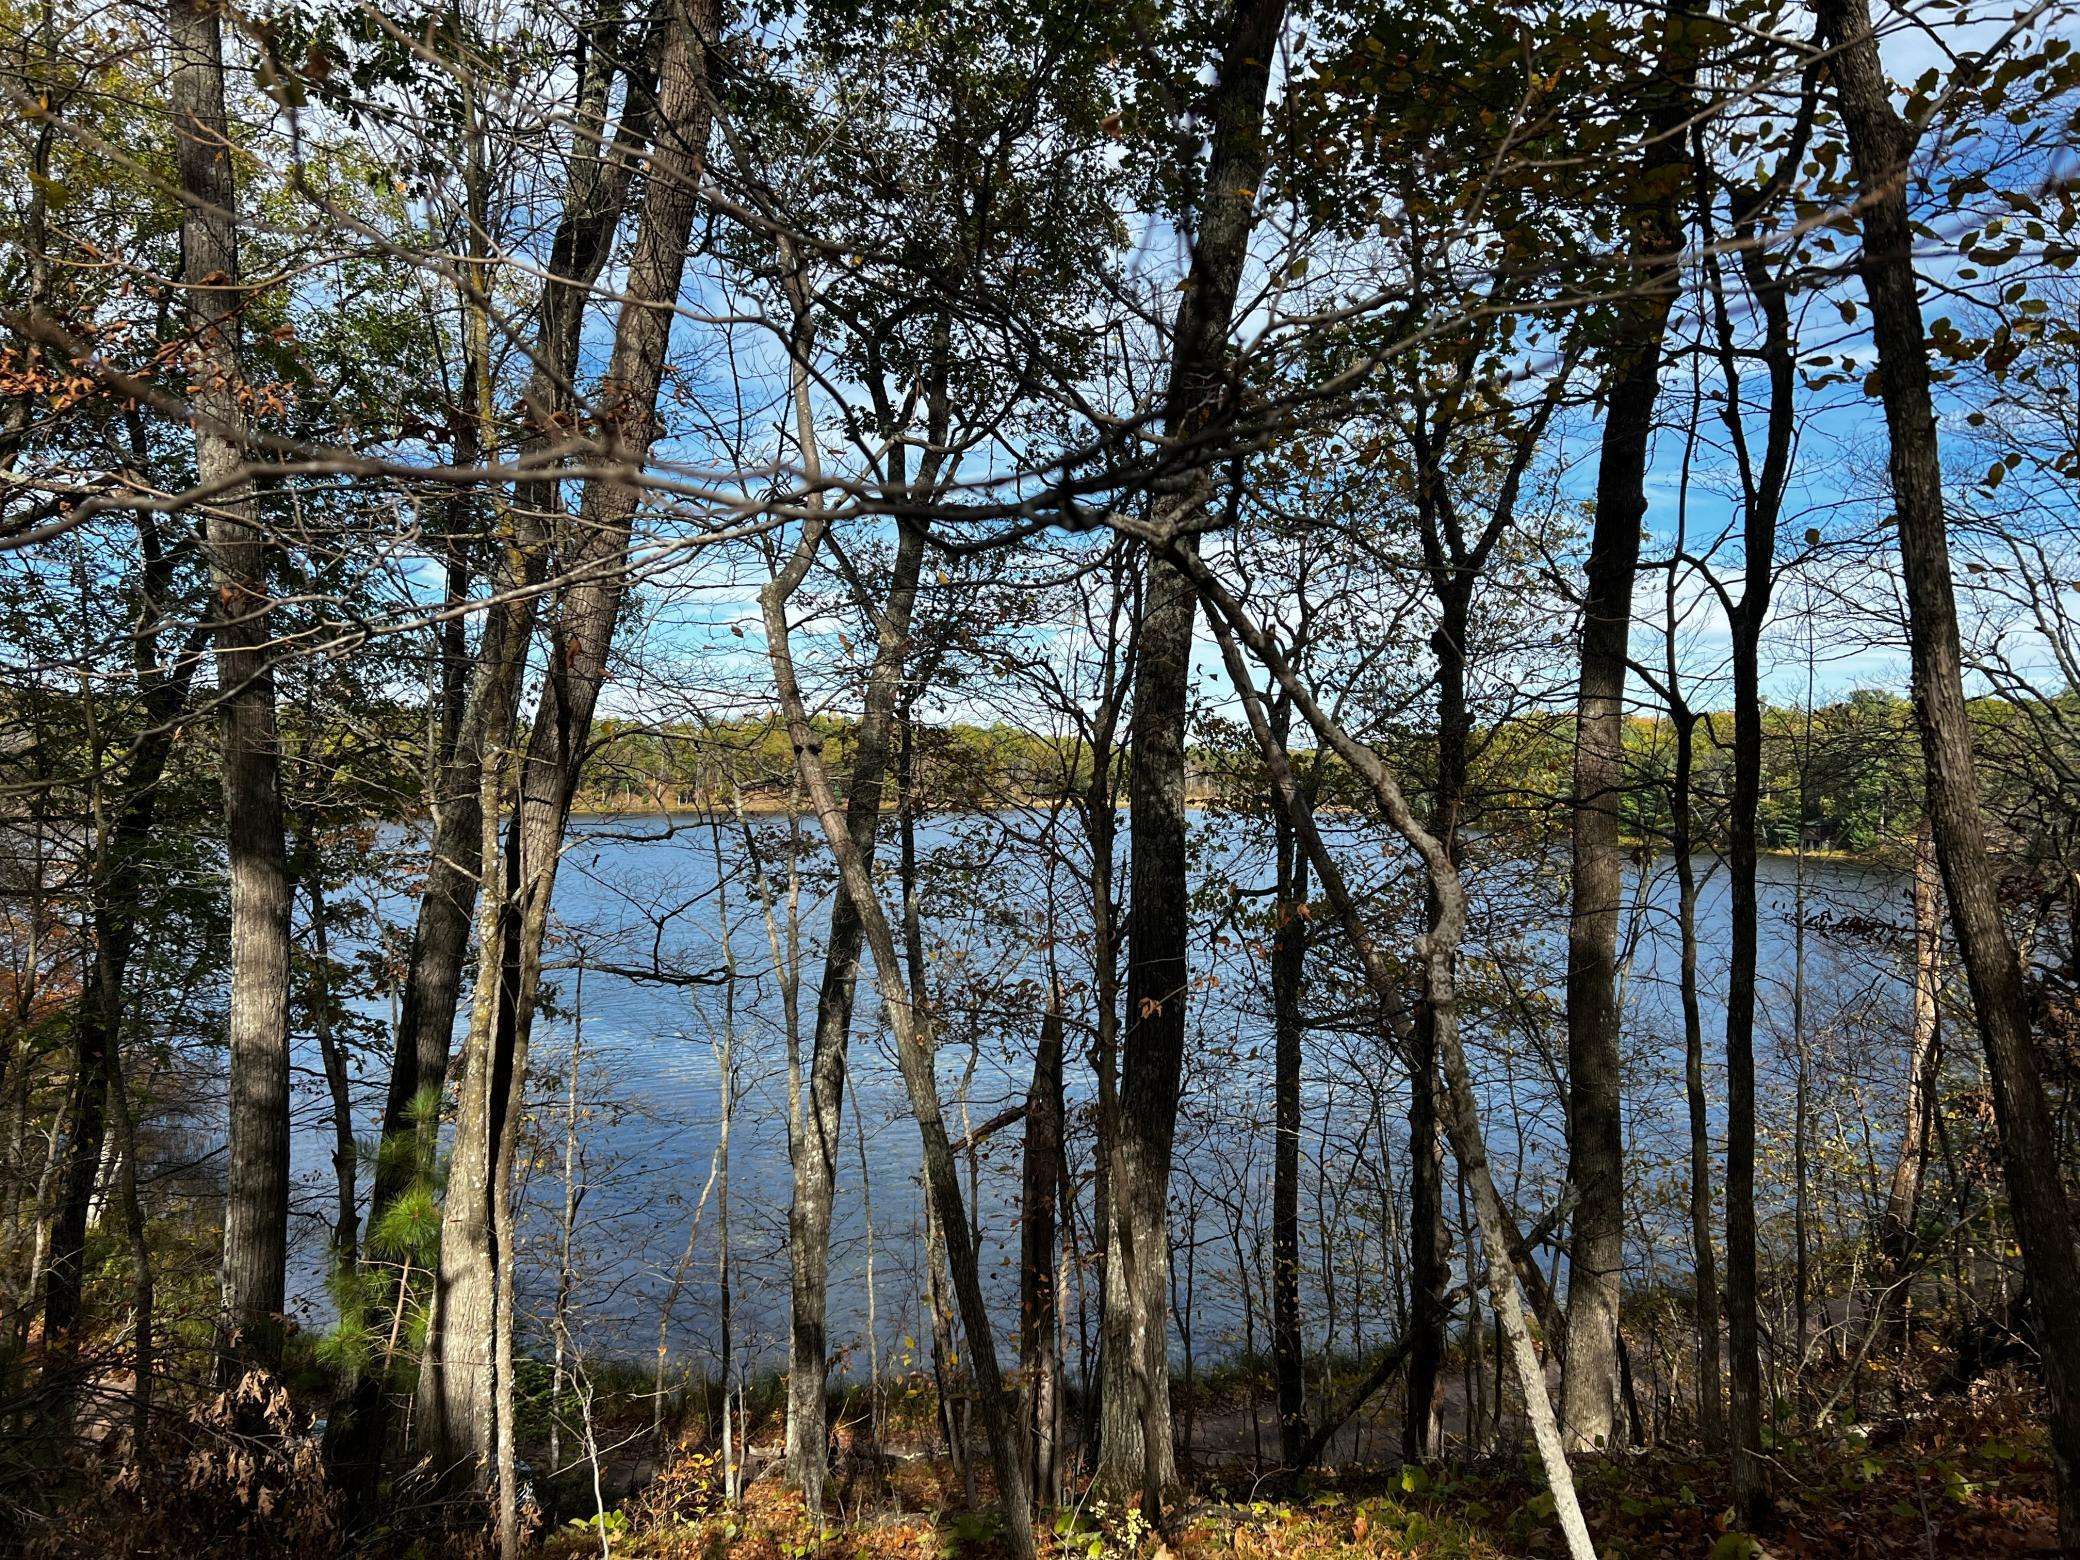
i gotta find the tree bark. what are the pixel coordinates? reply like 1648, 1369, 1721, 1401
41, 552, 199, 1353
1669, 702, 1722, 1440
763, 526, 1035, 1560
1398, 308, 1569, 1465
1098, 0, 1288, 1512
1268, 744, 1310, 1468
325, 25, 655, 1493
1558, 0, 1696, 1453
1020, 992, 1066, 1508
301, 831, 358, 1264
1701, 123, 1804, 1512
1876, 818, 1942, 1356
1816, 0, 2080, 1540
1405, 582, 1470, 1464
415, 0, 721, 1490
1192, 566, 1597, 1560
369, 0, 656, 1228
783, 517, 925, 1511
169, 0, 295, 1381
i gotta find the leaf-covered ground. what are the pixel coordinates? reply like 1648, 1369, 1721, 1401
539, 1384, 2059, 1559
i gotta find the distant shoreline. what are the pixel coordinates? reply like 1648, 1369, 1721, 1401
567, 800, 1911, 870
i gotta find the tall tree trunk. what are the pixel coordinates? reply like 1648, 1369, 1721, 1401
368, 0, 653, 1225
1876, 819, 1942, 1356
1558, 0, 1696, 1453
1708, 201, 1799, 1526
1398, 303, 1570, 1466
40, 610, 198, 1353
1098, 0, 1288, 1512
41, 561, 197, 1407
415, 0, 721, 1489
1080, 599, 1127, 1474
1195, 571, 1597, 1560
783, 517, 925, 1512
1021, 992, 1066, 1508
169, 0, 294, 1380
1268, 743, 1310, 1468
104, 1015, 153, 1448
325, 29, 655, 1494
763, 525, 1035, 1560
1406, 583, 1472, 1463
1816, 0, 2080, 1539
1669, 705, 1722, 1439
303, 838, 358, 1265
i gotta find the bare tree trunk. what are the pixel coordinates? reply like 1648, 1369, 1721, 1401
762, 527, 1035, 1560
169, 0, 294, 1381
417, 735, 514, 1485
1876, 819, 1942, 1357
1099, 0, 1288, 1513
1700, 123, 1805, 1513
1268, 752, 1310, 1468
296, 819, 358, 1266
493, 1007, 524, 1560
324, 12, 653, 1480
705, 805, 739, 1464
1669, 705, 1721, 1439
1817, 0, 2080, 1539
1020, 991, 1066, 1508
105, 1012, 152, 1449
1192, 565, 1597, 1560
550, 962, 586, 1475
392, 0, 656, 1153
353, 20, 660, 1412
1080, 593, 1127, 1476
416, 0, 721, 1495
783, 516, 924, 1513
1406, 583, 1472, 1463
1558, 0, 1696, 1453
41, 603, 198, 1353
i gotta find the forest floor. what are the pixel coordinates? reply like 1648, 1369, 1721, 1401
533, 1376, 2061, 1559
15, 1326, 2059, 1556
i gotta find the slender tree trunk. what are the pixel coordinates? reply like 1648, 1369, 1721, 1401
1081, 634, 1125, 1475
328, 70, 640, 1461
1099, 0, 1288, 1512
763, 534, 1035, 1560
105, 1026, 152, 1449
1670, 709, 1722, 1439
550, 962, 586, 1475
1817, 1, 2080, 1539
1718, 264, 1796, 1530
43, 583, 161, 1397
924, 1190, 964, 1479
1020, 992, 1065, 1508
1876, 819, 1942, 1356
416, 0, 721, 1492
1195, 570, 1597, 1560
297, 821, 359, 1265
1558, 0, 1696, 1452
1723, 541, 1777, 1523
361, 0, 655, 1251
1268, 758, 1310, 1467
783, 518, 925, 1512
417, 740, 514, 1484
41, 642, 193, 1352
169, 0, 294, 1380
1406, 585, 1472, 1463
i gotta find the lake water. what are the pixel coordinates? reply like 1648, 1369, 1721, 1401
281, 811, 1920, 1384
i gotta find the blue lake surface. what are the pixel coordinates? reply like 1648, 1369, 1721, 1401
279, 811, 1918, 1382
